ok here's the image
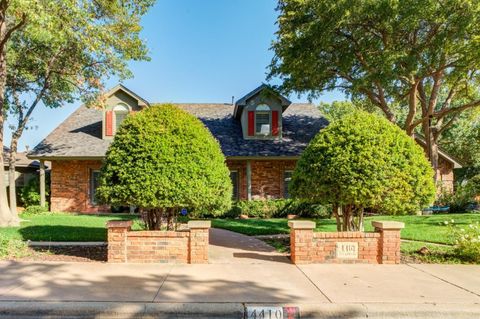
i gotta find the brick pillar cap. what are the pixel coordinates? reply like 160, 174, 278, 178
188, 220, 211, 229
106, 220, 133, 228
372, 220, 405, 230
288, 220, 316, 229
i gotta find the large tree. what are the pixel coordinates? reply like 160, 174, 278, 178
96, 105, 232, 230
0, 0, 154, 226
269, 0, 480, 182
440, 108, 480, 177
290, 111, 435, 231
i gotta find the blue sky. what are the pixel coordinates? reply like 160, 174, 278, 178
5, 0, 345, 151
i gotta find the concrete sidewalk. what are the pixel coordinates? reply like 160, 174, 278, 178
0, 261, 479, 318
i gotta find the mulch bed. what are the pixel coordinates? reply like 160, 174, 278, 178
13, 246, 107, 262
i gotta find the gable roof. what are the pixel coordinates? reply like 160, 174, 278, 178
28, 102, 327, 159
414, 135, 463, 168
233, 84, 292, 120
106, 84, 150, 108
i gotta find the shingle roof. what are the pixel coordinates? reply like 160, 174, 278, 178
3, 146, 44, 168
28, 103, 328, 159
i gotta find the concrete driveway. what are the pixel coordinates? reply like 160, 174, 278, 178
208, 228, 289, 264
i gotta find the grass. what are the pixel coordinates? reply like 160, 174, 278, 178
0, 211, 478, 248
400, 241, 472, 264
0, 212, 141, 242
212, 213, 480, 244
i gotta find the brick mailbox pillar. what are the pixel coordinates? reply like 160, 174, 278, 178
372, 221, 405, 264
106, 220, 133, 263
288, 220, 315, 264
188, 220, 211, 264
289, 220, 405, 264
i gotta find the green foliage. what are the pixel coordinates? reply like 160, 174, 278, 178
97, 104, 232, 219
318, 100, 381, 123
6, 0, 155, 110
440, 109, 480, 170
23, 205, 49, 215
269, 0, 480, 174
20, 175, 50, 207
224, 199, 330, 219
0, 233, 28, 259
291, 111, 436, 215
438, 175, 480, 213
269, 0, 480, 110
449, 221, 480, 263
1, 0, 154, 226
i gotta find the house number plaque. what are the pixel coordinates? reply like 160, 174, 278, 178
336, 242, 358, 259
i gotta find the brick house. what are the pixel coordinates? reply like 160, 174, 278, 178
28, 85, 461, 213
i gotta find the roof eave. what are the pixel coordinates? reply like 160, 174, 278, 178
106, 84, 150, 108
27, 155, 105, 161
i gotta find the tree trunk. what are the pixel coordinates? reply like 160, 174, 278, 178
0, 19, 13, 226
355, 207, 364, 232
422, 118, 439, 184
8, 141, 20, 220
144, 208, 164, 230
8, 157, 17, 215
166, 208, 175, 231
431, 137, 439, 184
341, 205, 353, 231
332, 204, 341, 232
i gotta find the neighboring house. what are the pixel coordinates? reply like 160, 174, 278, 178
28, 85, 461, 213
3, 146, 43, 189
414, 136, 463, 191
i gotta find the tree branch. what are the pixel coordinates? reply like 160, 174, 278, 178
0, 13, 27, 49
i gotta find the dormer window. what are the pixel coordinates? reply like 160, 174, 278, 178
255, 104, 271, 136
234, 84, 290, 139
102, 85, 149, 139
114, 104, 130, 131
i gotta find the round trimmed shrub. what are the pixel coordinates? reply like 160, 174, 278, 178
290, 111, 436, 231
96, 104, 232, 230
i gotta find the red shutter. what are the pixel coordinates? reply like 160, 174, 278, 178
247, 111, 255, 136
272, 111, 279, 136
105, 111, 113, 136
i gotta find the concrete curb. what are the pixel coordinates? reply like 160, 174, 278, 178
1, 301, 479, 318
0, 302, 244, 318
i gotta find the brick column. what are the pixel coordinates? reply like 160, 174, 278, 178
106, 220, 132, 263
373, 221, 405, 264
288, 220, 315, 264
188, 221, 211, 264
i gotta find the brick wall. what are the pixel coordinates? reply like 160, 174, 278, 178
107, 220, 210, 264
311, 232, 381, 264
289, 220, 404, 264
418, 144, 455, 191
226, 160, 247, 200
50, 160, 109, 213
438, 157, 454, 192
50, 159, 298, 213
226, 159, 297, 200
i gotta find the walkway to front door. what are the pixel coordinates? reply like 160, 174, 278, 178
208, 228, 289, 264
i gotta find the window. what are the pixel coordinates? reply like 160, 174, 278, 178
114, 104, 130, 132
283, 171, 293, 198
90, 170, 101, 205
230, 170, 239, 200
255, 104, 271, 135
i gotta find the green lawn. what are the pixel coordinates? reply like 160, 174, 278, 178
212, 213, 480, 244
0, 212, 141, 242
1, 212, 478, 245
